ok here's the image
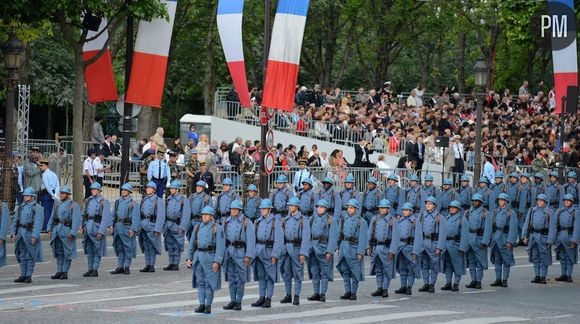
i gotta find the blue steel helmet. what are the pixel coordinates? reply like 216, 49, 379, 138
301, 178, 314, 187
471, 193, 484, 202
223, 178, 233, 186
145, 182, 157, 190
346, 199, 359, 209
276, 174, 288, 183
168, 180, 182, 189
409, 175, 420, 182
424, 174, 434, 182
247, 184, 258, 192
201, 206, 216, 216
387, 173, 399, 181
60, 185, 72, 195
23, 187, 37, 197
497, 193, 510, 202
402, 202, 414, 211
230, 200, 243, 210
449, 200, 462, 209
120, 183, 133, 193
425, 196, 438, 206
367, 176, 378, 185
443, 178, 453, 186
378, 199, 392, 209
534, 172, 544, 181
259, 199, 274, 209
549, 171, 559, 179
509, 172, 520, 179
287, 197, 300, 206
90, 182, 103, 190
322, 177, 334, 185
478, 177, 489, 184
495, 171, 504, 179
345, 174, 355, 183
460, 175, 470, 182
315, 199, 329, 209
567, 171, 577, 179
536, 194, 548, 202
196, 180, 207, 187
563, 193, 575, 201
521, 173, 530, 180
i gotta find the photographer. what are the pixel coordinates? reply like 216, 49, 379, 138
353, 139, 375, 168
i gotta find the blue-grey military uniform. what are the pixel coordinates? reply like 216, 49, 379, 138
83, 191, 111, 274
10, 192, 45, 281
507, 175, 524, 241
368, 201, 400, 296
522, 195, 556, 281
0, 203, 9, 267
164, 191, 191, 268
216, 188, 240, 224
336, 200, 368, 299
554, 195, 579, 281
317, 180, 341, 220
244, 195, 261, 222
270, 185, 294, 219
396, 203, 422, 294
518, 175, 533, 242
530, 173, 546, 203
338, 176, 360, 220
297, 186, 316, 219
475, 178, 493, 211
416, 198, 447, 291
147, 157, 171, 198
441, 202, 469, 289
384, 183, 401, 216
47, 194, 81, 276
280, 207, 311, 301
362, 178, 382, 224
437, 185, 456, 216
400, 180, 424, 214
111, 193, 140, 272
489, 174, 507, 212
188, 184, 213, 240
223, 207, 256, 308
489, 194, 518, 286
545, 175, 562, 211
463, 195, 492, 288
423, 185, 439, 203
563, 173, 579, 206
138, 193, 166, 269
457, 178, 473, 210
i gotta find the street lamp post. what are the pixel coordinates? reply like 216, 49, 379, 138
2, 33, 24, 207
472, 58, 488, 187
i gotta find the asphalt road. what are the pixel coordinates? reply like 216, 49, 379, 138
0, 237, 578, 324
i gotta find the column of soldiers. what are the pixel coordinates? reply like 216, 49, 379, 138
0, 169, 579, 315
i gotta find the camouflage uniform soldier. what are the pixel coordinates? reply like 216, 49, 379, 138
140, 153, 155, 195
185, 150, 200, 196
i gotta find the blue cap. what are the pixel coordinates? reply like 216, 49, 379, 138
345, 174, 355, 183
23, 187, 37, 196
424, 174, 434, 181
322, 177, 334, 185
471, 193, 484, 202
549, 171, 559, 178
497, 193, 510, 201
168, 180, 182, 189
346, 199, 359, 209
259, 199, 274, 209
146, 182, 157, 190
478, 177, 489, 184
301, 178, 313, 186
460, 175, 470, 182
367, 176, 378, 185
534, 172, 544, 180
247, 184, 258, 191
60, 185, 72, 194
201, 206, 216, 216
196, 180, 207, 187
425, 196, 438, 205
121, 183, 133, 193
495, 172, 504, 179
223, 178, 233, 186
443, 178, 453, 186
402, 202, 414, 211
567, 171, 577, 179
378, 199, 392, 209
387, 173, 399, 181
276, 175, 288, 183
287, 197, 300, 206
409, 175, 420, 182
230, 200, 243, 210
449, 200, 461, 209
536, 194, 548, 202
316, 199, 329, 208
563, 193, 575, 201
509, 172, 520, 179
90, 182, 103, 190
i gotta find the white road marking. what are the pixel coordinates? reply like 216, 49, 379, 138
33, 290, 196, 309
231, 304, 395, 322
536, 315, 573, 319
433, 316, 530, 324
94, 295, 259, 313
0, 285, 145, 302
461, 290, 496, 294
315, 310, 463, 323
0, 284, 78, 295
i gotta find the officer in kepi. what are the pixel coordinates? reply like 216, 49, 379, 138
164, 180, 191, 271
307, 199, 339, 302
554, 194, 579, 282
9, 187, 44, 283
110, 183, 140, 275
47, 185, 81, 280
489, 193, 517, 288
187, 206, 225, 315
416, 196, 447, 293
0, 201, 9, 268
147, 149, 171, 198
223, 200, 256, 311
395, 203, 422, 296
522, 194, 556, 284
82, 182, 111, 278
336, 199, 368, 301
138, 182, 166, 273
440, 201, 468, 292
464, 194, 492, 290
367, 199, 400, 299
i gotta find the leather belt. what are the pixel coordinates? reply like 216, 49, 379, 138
423, 233, 439, 240
197, 246, 216, 253
226, 240, 247, 249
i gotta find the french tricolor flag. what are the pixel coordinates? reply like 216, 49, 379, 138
83, 18, 118, 104
126, 0, 177, 108
262, 0, 310, 112
217, 0, 251, 108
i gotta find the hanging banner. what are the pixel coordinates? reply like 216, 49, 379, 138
126, 0, 177, 108
217, 0, 251, 108
547, 0, 578, 114
261, 0, 310, 112
83, 18, 118, 104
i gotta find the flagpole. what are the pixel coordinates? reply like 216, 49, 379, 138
259, 0, 271, 199
121, 0, 134, 188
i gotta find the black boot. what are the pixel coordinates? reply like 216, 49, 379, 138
465, 281, 477, 289
394, 287, 407, 294
147, 266, 155, 273
349, 293, 357, 300
531, 276, 541, 283
428, 284, 435, 293
566, 276, 573, 283
340, 292, 352, 300
110, 268, 124, 274
262, 298, 272, 308
475, 281, 482, 289
501, 280, 508, 287
540, 277, 547, 284
418, 284, 430, 292
251, 297, 265, 307
555, 275, 567, 282
194, 305, 205, 313
24, 277, 32, 283
490, 279, 502, 286
280, 294, 292, 303
371, 288, 383, 297
204, 305, 211, 314
320, 294, 326, 302
59, 272, 68, 280
51, 272, 63, 280
382, 289, 389, 298
223, 302, 235, 310
82, 270, 93, 277
88, 270, 98, 277
405, 287, 412, 295
124, 267, 131, 275
451, 284, 459, 292
140, 265, 151, 273
292, 295, 299, 305
13, 276, 26, 283
440, 283, 452, 291
172, 264, 179, 271
307, 293, 321, 301
233, 302, 242, 311
163, 264, 174, 271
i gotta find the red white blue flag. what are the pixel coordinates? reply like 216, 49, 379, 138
83, 18, 118, 104
217, 0, 251, 108
261, 0, 310, 111
126, 0, 177, 108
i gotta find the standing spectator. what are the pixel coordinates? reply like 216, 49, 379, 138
152, 127, 167, 152
91, 116, 105, 152
39, 159, 59, 232
23, 152, 41, 194
171, 137, 184, 155
188, 125, 199, 146
293, 159, 313, 192
355, 88, 366, 103
110, 135, 121, 156
518, 80, 529, 97
451, 136, 465, 184
406, 89, 417, 107
320, 152, 330, 169
405, 134, 419, 165
101, 135, 112, 157
483, 154, 495, 184
353, 139, 375, 168
83, 149, 97, 198
48, 146, 67, 179
416, 136, 425, 176
13, 154, 24, 206
196, 134, 210, 163
415, 85, 424, 107
94, 151, 109, 186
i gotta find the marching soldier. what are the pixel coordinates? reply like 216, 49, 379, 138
251, 199, 284, 309
187, 206, 226, 315
164, 180, 191, 271
563, 171, 579, 206
545, 171, 562, 211
0, 202, 8, 267
457, 175, 472, 211
307, 199, 339, 302
297, 178, 315, 220
489, 172, 507, 212
437, 179, 456, 216
441, 201, 468, 291
110, 183, 140, 275
188, 180, 213, 240
506, 173, 524, 243
336, 199, 368, 301
216, 178, 240, 224
554, 194, 579, 282
82, 182, 111, 278
147, 149, 171, 198
416, 196, 447, 293
464, 194, 492, 290
223, 200, 256, 311
423, 174, 439, 199
522, 194, 556, 284
518, 173, 533, 245
280, 197, 311, 306
530, 173, 546, 205
243, 184, 261, 222
9, 188, 44, 283
47, 185, 81, 280
367, 199, 400, 298
394, 203, 422, 295
338, 174, 360, 221
384, 174, 401, 216
475, 177, 492, 211
400, 175, 424, 214
270, 175, 294, 220
362, 176, 382, 224
489, 193, 518, 287
317, 177, 340, 220
185, 149, 200, 194
138, 182, 166, 272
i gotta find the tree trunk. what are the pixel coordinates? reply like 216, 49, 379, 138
46, 105, 54, 139
457, 31, 466, 93
72, 52, 84, 203
83, 103, 96, 142
526, 45, 537, 85
203, 2, 218, 116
